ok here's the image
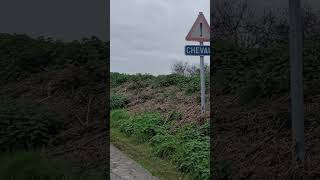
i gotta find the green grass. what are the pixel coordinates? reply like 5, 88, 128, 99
0, 151, 106, 180
110, 110, 209, 180
111, 127, 191, 180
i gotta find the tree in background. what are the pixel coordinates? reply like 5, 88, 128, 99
171, 60, 188, 76
171, 60, 209, 76
212, 0, 320, 48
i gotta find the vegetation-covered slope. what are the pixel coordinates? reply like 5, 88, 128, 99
0, 34, 108, 179
212, 40, 320, 178
110, 72, 210, 179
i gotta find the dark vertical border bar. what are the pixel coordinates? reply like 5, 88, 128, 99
106, 42, 110, 179
106, 0, 110, 179
210, 0, 215, 179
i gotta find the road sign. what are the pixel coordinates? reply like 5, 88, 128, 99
185, 45, 210, 56
185, 12, 210, 117
185, 12, 210, 42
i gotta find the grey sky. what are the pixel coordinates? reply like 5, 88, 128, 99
0, 0, 109, 41
111, 0, 210, 75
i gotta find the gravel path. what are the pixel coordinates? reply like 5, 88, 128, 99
110, 144, 159, 180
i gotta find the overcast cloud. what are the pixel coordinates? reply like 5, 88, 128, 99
111, 0, 210, 75
0, 0, 108, 41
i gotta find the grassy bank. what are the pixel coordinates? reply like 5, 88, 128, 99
110, 110, 210, 180
111, 127, 190, 180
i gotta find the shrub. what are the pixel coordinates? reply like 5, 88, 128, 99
213, 41, 292, 102
166, 111, 182, 122
152, 74, 178, 87
151, 74, 209, 95
199, 121, 210, 136
110, 72, 155, 88
110, 94, 128, 109
0, 98, 63, 151
150, 133, 177, 158
0, 34, 108, 85
172, 123, 210, 179
175, 123, 204, 141
110, 109, 129, 128
121, 113, 163, 143
211, 40, 320, 102
184, 76, 201, 95
175, 139, 209, 179
110, 110, 210, 179
110, 72, 210, 95
110, 72, 129, 88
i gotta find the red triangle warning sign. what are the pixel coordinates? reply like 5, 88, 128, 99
185, 12, 210, 42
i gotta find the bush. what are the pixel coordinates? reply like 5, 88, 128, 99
152, 74, 182, 87
120, 113, 163, 143
0, 98, 63, 151
213, 41, 292, 102
199, 121, 210, 136
110, 109, 129, 128
212, 40, 320, 102
172, 123, 210, 179
110, 72, 129, 88
110, 110, 210, 179
110, 72, 210, 95
176, 124, 206, 141
0, 34, 108, 85
175, 139, 209, 179
150, 133, 177, 158
151, 74, 209, 95
110, 94, 128, 110
166, 111, 182, 122
110, 72, 155, 88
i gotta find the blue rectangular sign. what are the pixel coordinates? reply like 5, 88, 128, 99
185, 45, 210, 56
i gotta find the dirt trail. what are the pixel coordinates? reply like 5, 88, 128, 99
110, 144, 159, 180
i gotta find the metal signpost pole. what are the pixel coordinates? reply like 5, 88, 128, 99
289, 0, 305, 168
185, 12, 209, 117
200, 41, 205, 116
